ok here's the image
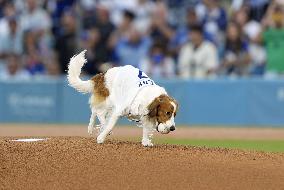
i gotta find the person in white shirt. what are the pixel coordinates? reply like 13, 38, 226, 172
0, 54, 30, 81
0, 16, 23, 70
19, 0, 51, 32
178, 25, 218, 79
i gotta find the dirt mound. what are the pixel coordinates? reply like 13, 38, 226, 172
0, 137, 284, 190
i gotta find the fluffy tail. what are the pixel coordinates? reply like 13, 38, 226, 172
67, 50, 93, 94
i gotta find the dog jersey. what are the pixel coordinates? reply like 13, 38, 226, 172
110, 65, 156, 115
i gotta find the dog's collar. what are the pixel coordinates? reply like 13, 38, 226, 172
127, 114, 141, 123
126, 113, 147, 124
127, 113, 160, 132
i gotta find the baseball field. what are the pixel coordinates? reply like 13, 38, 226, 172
1, 124, 284, 190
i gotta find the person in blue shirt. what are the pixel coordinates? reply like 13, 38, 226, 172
114, 27, 151, 68
173, 8, 214, 49
196, 0, 227, 48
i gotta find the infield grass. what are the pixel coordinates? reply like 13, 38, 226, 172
155, 139, 284, 153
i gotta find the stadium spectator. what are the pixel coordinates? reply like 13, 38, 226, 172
173, 7, 213, 55
148, 0, 174, 47
81, 27, 102, 75
0, 54, 30, 80
0, 16, 22, 68
0, 1, 16, 36
262, 1, 284, 74
231, 0, 269, 22
47, 0, 76, 36
233, 6, 266, 75
178, 25, 218, 79
262, 1, 284, 29
134, 0, 154, 33
23, 31, 45, 76
90, 5, 115, 65
165, 0, 196, 27
140, 42, 175, 78
116, 10, 136, 38
18, 0, 54, 76
248, 0, 270, 21
80, 0, 97, 30
109, 9, 136, 46
173, 8, 200, 48
0, 3, 19, 70
104, 0, 138, 26
221, 22, 250, 76
45, 56, 61, 78
20, 0, 51, 32
114, 27, 151, 67
234, 6, 262, 39
196, 0, 227, 46
55, 11, 78, 73
248, 30, 266, 76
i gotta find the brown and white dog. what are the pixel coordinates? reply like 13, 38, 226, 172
67, 50, 178, 146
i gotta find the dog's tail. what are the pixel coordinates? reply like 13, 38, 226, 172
67, 50, 93, 94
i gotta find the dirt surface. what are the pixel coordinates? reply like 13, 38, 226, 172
1, 137, 284, 190
1, 124, 284, 140
1, 125, 284, 190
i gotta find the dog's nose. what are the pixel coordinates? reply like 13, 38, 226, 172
170, 126, 175, 131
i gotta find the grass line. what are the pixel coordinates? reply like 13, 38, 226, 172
154, 138, 284, 153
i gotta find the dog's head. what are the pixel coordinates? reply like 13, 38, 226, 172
148, 94, 178, 134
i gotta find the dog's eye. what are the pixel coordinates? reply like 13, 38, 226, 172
166, 111, 171, 116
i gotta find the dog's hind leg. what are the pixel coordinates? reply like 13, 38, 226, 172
96, 109, 107, 134
97, 111, 119, 144
88, 108, 96, 135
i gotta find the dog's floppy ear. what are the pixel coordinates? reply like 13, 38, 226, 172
171, 97, 179, 116
148, 97, 162, 118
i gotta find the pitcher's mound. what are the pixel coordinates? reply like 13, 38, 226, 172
0, 137, 283, 190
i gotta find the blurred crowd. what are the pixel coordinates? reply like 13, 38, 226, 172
0, 0, 284, 80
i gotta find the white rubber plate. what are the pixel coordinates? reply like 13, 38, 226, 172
11, 138, 48, 142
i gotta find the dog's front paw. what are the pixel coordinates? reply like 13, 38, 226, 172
142, 139, 153, 147
88, 125, 94, 135
97, 135, 105, 144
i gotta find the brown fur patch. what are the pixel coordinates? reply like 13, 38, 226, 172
148, 94, 178, 123
91, 73, 109, 105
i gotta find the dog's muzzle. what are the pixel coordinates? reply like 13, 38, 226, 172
170, 126, 175, 131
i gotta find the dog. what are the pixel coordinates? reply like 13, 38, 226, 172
67, 50, 178, 146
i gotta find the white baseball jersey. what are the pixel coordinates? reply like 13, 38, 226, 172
109, 65, 156, 116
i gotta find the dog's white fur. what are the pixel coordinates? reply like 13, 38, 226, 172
67, 50, 176, 146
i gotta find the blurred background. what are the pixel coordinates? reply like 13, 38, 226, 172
0, 0, 284, 151
2, 0, 284, 79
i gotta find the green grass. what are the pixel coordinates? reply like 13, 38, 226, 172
155, 138, 284, 153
